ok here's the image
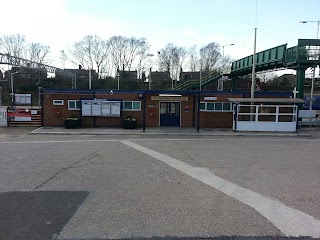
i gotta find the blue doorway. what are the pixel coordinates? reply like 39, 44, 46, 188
160, 102, 180, 126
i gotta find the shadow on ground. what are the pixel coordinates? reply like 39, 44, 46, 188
0, 191, 89, 240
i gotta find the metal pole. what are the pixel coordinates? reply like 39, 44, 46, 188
11, 73, 14, 109
117, 73, 120, 90
220, 46, 225, 91
0, 86, 2, 107
149, 68, 152, 90
251, 28, 257, 100
199, 64, 202, 91
171, 77, 173, 90
310, 66, 316, 110
89, 68, 92, 89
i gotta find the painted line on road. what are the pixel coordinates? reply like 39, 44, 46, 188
121, 140, 320, 238
0, 139, 119, 144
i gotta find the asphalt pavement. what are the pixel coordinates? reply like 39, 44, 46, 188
0, 127, 320, 239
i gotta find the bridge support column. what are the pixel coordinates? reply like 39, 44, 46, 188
231, 78, 237, 92
296, 67, 306, 99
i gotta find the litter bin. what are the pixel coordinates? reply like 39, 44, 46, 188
123, 117, 137, 129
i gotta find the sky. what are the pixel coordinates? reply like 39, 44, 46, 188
1, 0, 319, 70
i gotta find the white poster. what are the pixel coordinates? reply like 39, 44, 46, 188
82, 102, 92, 116
15, 94, 32, 104
92, 102, 102, 116
111, 102, 121, 117
101, 102, 111, 116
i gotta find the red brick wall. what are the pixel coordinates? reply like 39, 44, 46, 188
197, 93, 242, 128
43, 91, 248, 129
43, 92, 94, 127
144, 94, 195, 127
43, 92, 144, 127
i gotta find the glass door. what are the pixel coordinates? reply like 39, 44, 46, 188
160, 102, 180, 126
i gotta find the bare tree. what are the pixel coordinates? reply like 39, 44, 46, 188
28, 43, 50, 64
109, 36, 149, 73
70, 35, 109, 78
158, 43, 187, 80
257, 72, 277, 83
200, 42, 221, 73
91, 36, 109, 77
0, 34, 26, 57
188, 45, 199, 72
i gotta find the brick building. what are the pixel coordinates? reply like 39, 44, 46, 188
41, 89, 293, 130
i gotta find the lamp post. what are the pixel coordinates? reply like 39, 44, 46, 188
146, 54, 155, 90
10, 71, 18, 109
300, 20, 320, 109
0, 86, 2, 107
116, 72, 120, 90
38, 87, 43, 107
218, 43, 234, 91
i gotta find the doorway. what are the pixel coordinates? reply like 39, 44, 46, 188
160, 102, 180, 126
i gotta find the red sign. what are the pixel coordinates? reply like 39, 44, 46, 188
7, 110, 31, 118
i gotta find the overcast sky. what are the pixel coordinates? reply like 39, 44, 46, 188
1, 0, 319, 69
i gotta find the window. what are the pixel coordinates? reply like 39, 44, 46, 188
200, 102, 233, 112
68, 100, 81, 110
53, 100, 64, 106
200, 103, 205, 110
123, 101, 141, 111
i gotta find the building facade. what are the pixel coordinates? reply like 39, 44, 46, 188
41, 89, 293, 130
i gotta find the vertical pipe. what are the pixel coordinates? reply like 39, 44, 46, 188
11, 74, 14, 109
251, 28, 257, 100
192, 93, 196, 127
40, 88, 44, 127
310, 66, 316, 110
89, 68, 92, 89
143, 92, 146, 132
197, 92, 200, 132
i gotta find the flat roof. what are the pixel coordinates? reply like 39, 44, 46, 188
228, 98, 305, 103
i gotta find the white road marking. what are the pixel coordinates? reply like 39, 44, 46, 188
121, 140, 320, 238
0, 139, 119, 144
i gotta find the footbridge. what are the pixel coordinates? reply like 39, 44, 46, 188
174, 39, 320, 97
230, 39, 320, 98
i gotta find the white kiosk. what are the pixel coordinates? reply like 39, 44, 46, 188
229, 98, 305, 132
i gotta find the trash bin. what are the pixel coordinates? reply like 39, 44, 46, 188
123, 117, 137, 129
64, 118, 81, 129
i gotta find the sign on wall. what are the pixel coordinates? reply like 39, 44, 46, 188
81, 100, 121, 117
151, 96, 188, 101
204, 97, 217, 100
15, 94, 32, 104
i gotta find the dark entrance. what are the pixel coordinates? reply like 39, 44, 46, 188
160, 102, 180, 126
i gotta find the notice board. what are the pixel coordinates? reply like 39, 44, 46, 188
81, 100, 121, 117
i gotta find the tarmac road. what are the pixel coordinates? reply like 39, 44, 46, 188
0, 127, 320, 239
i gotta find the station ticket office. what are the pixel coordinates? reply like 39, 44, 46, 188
41, 89, 293, 131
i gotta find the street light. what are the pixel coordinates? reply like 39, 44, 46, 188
0, 86, 2, 107
38, 87, 43, 107
10, 71, 18, 109
146, 54, 155, 90
300, 20, 320, 109
300, 20, 320, 38
116, 72, 120, 90
218, 43, 234, 91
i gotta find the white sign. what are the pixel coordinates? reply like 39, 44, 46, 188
111, 102, 121, 117
101, 102, 111, 116
15, 117, 31, 122
298, 110, 316, 118
92, 102, 102, 116
82, 102, 92, 116
81, 100, 121, 117
204, 97, 217, 100
31, 110, 38, 115
15, 94, 32, 104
